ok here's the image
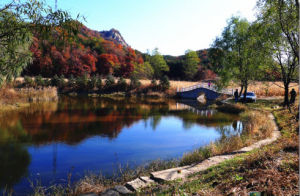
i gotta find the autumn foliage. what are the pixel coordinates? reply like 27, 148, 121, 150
24, 24, 144, 78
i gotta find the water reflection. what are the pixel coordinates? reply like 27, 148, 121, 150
0, 96, 241, 193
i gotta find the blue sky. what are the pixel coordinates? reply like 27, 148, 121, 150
8, 0, 258, 55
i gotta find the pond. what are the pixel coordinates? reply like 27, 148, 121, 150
0, 96, 242, 195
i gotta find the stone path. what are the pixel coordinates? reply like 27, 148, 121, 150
83, 113, 280, 195
125, 113, 280, 191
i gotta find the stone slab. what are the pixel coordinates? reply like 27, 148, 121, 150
125, 177, 151, 191
113, 185, 132, 194
150, 113, 280, 182
100, 189, 120, 196
139, 176, 155, 184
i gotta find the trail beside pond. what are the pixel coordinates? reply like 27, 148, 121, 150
95, 113, 280, 195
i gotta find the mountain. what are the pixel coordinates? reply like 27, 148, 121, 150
99, 28, 129, 48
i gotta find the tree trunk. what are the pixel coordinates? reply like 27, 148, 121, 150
243, 84, 248, 103
284, 83, 289, 106
239, 85, 244, 97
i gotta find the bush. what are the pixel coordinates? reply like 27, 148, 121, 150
96, 76, 102, 90
105, 75, 115, 88
43, 78, 51, 87
159, 75, 170, 90
88, 75, 99, 90
117, 77, 127, 91
130, 75, 141, 89
51, 75, 60, 87
35, 75, 44, 87
68, 74, 76, 88
24, 76, 34, 87
76, 73, 89, 90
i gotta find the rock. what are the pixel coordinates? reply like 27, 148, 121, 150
150, 166, 191, 182
113, 185, 132, 194
79, 193, 98, 196
125, 177, 151, 191
100, 189, 120, 196
139, 176, 155, 184
197, 93, 206, 104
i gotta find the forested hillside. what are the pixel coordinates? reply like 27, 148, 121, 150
24, 24, 144, 78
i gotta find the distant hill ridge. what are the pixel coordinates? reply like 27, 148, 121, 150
99, 28, 129, 47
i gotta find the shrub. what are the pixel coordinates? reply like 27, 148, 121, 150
35, 75, 44, 87
117, 76, 127, 91
151, 78, 157, 86
76, 73, 89, 90
96, 76, 102, 90
88, 75, 99, 90
68, 74, 76, 88
105, 75, 115, 88
51, 75, 60, 87
159, 75, 170, 90
56, 75, 66, 89
130, 75, 141, 89
24, 76, 34, 87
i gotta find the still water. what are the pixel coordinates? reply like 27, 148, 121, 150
0, 96, 241, 194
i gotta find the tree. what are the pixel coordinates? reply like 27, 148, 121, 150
256, 0, 299, 106
0, 0, 80, 85
210, 16, 268, 101
150, 48, 169, 78
132, 62, 154, 79
183, 50, 200, 80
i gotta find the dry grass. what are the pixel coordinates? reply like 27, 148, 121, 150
229, 81, 299, 97
180, 110, 275, 166
216, 103, 247, 114
0, 87, 58, 112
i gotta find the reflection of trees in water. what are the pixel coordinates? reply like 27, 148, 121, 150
0, 142, 30, 189
0, 97, 240, 145
216, 121, 243, 139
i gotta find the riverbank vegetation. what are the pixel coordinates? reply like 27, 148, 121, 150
140, 99, 298, 195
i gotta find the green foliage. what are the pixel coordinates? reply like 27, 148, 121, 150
256, 0, 299, 105
35, 75, 44, 87
96, 76, 102, 89
150, 48, 169, 79
159, 75, 170, 90
105, 75, 115, 88
117, 76, 127, 90
132, 62, 154, 79
68, 74, 76, 87
183, 50, 200, 80
51, 75, 60, 87
130, 75, 141, 89
210, 16, 269, 97
76, 73, 89, 90
88, 75, 99, 89
0, 0, 80, 86
24, 76, 34, 87
151, 78, 157, 86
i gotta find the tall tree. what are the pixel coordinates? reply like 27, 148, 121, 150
150, 48, 169, 79
256, 0, 299, 106
210, 16, 268, 101
0, 0, 79, 85
183, 50, 200, 80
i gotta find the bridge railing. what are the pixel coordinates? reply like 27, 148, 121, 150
177, 83, 233, 95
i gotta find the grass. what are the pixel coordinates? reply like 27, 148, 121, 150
180, 109, 274, 166
229, 81, 299, 97
0, 86, 58, 113
216, 103, 247, 114
143, 99, 299, 195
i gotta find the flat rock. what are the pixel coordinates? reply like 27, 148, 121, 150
101, 189, 120, 196
79, 194, 98, 196
113, 185, 132, 194
139, 176, 155, 184
150, 165, 191, 181
125, 177, 155, 191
